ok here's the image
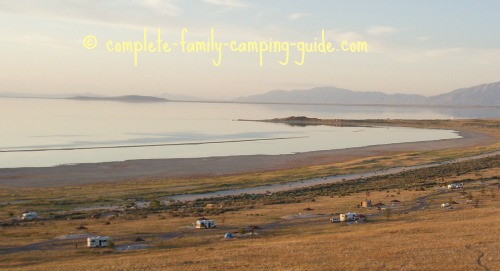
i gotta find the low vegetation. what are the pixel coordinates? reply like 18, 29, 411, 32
0, 175, 498, 270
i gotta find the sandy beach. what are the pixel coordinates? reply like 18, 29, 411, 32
0, 129, 495, 188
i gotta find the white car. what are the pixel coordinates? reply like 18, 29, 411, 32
21, 212, 38, 220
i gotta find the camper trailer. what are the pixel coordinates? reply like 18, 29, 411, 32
87, 236, 112, 248
339, 212, 360, 222
195, 219, 216, 229
447, 183, 464, 189
21, 212, 38, 220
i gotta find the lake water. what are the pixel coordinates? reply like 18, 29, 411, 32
1, 98, 497, 168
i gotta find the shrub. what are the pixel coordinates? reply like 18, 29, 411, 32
150, 200, 162, 209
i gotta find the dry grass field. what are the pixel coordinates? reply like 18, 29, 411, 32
1, 176, 498, 271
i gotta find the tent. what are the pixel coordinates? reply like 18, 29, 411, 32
224, 233, 234, 239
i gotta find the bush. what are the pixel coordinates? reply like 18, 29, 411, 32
150, 200, 162, 209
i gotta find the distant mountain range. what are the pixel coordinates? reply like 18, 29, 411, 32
428, 82, 500, 106
235, 82, 500, 106
1, 82, 498, 106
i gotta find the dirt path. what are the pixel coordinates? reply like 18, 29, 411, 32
466, 245, 490, 271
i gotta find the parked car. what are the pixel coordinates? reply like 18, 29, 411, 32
21, 212, 38, 220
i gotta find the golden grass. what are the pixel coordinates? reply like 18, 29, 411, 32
1, 180, 498, 271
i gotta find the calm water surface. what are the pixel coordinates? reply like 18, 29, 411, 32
1, 98, 496, 168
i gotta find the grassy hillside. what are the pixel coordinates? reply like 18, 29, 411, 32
1, 176, 498, 270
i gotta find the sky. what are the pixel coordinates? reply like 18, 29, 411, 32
1, 0, 499, 100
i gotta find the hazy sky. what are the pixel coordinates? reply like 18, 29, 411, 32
1, 0, 499, 99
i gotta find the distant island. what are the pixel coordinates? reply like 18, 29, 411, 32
69, 95, 169, 103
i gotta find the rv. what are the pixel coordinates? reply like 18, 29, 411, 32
87, 236, 112, 248
196, 219, 216, 229
339, 212, 360, 222
21, 212, 38, 220
447, 183, 464, 189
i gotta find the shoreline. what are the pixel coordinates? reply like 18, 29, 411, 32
0, 128, 496, 188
